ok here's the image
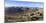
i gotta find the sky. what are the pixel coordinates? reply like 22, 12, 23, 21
5, 0, 44, 8
5, 0, 44, 2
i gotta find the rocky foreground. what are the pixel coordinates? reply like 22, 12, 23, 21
5, 11, 43, 22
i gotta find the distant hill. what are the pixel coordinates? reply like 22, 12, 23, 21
5, 7, 43, 14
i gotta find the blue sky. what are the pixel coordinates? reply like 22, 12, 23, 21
5, 0, 44, 8
5, 0, 43, 2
